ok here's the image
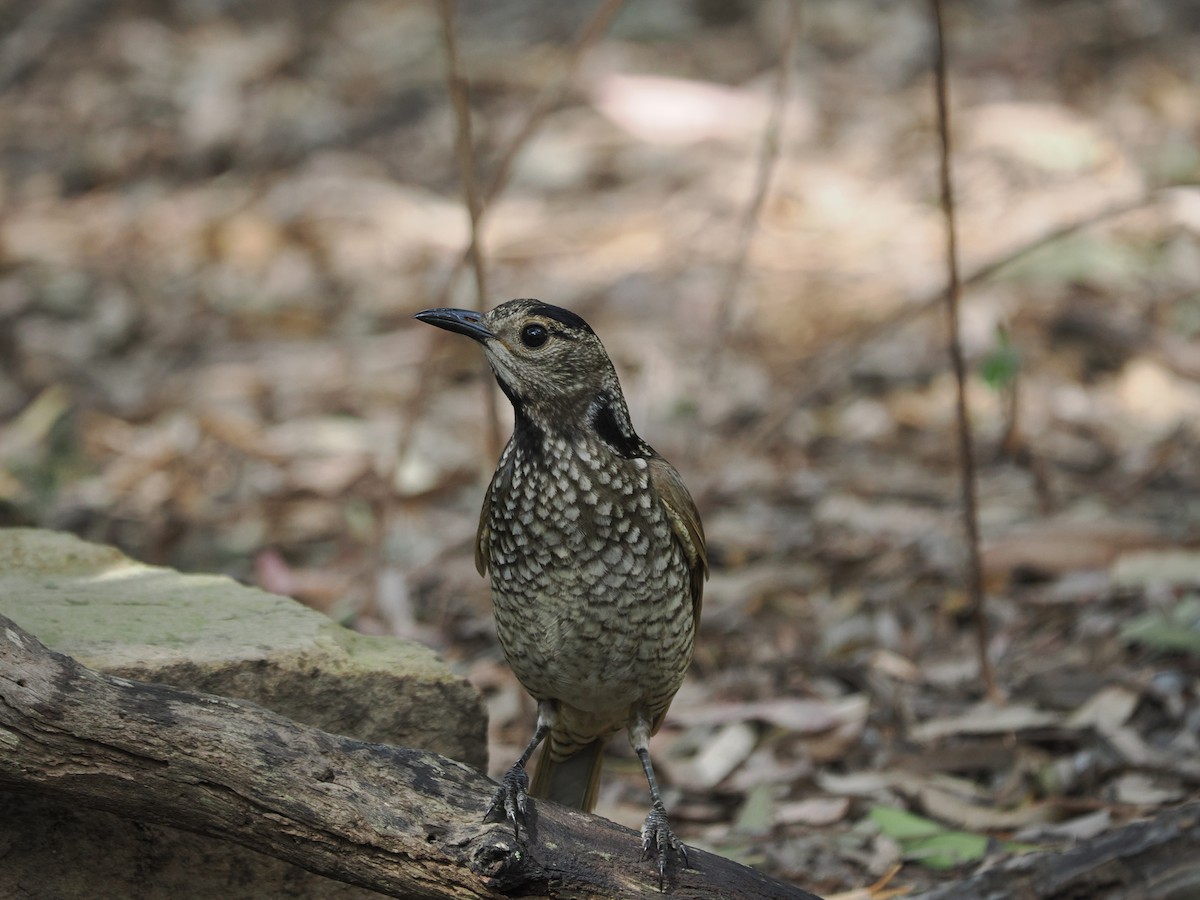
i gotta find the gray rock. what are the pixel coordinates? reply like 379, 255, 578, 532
0, 527, 488, 899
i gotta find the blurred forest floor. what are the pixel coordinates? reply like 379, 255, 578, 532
2, 0, 1200, 895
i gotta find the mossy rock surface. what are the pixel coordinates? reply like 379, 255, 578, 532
0, 527, 488, 900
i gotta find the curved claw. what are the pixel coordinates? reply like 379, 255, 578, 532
640, 801, 689, 892
485, 764, 531, 839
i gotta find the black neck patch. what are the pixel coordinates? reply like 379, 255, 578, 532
494, 372, 521, 411
590, 393, 643, 459
526, 301, 594, 335
495, 374, 546, 457
513, 411, 544, 458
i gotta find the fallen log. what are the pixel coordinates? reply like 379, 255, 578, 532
914, 800, 1200, 900
0, 613, 820, 899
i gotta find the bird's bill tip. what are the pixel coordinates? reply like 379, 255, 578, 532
414, 307, 493, 342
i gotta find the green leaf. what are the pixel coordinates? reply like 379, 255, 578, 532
870, 806, 943, 840
980, 327, 1020, 391
870, 806, 1033, 870
1121, 597, 1200, 656
904, 831, 989, 869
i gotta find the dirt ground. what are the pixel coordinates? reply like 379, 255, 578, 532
2, 1, 1199, 895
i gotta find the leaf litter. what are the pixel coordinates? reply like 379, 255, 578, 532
2, 1, 1199, 896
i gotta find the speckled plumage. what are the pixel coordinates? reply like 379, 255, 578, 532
484, 407, 695, 758
415, 299, 706, 889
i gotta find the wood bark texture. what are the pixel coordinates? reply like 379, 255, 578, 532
915, 800, 1200, 900
0, 614, 820, 900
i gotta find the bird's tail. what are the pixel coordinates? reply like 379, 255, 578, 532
529, 736, 606, 812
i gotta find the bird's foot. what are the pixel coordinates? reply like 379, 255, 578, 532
485, 764, 530, 839
641, 800, 689, 892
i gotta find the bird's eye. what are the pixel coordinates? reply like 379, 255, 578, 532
520, 323, 549, 348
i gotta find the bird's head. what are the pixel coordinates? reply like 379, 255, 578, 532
416, 300, 638, 448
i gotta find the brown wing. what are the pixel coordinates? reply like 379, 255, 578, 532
474, 471, 496, 578
647, 454, 707, 628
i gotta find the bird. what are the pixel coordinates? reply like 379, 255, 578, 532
415, 299, 707, 889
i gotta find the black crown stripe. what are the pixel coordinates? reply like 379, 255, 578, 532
525, 301, 595, 334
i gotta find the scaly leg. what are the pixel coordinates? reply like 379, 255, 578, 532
631, 719, 689, 891
486, 701, 555, 838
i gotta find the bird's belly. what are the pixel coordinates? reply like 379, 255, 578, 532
489, 536, 694, 717
485, 444, 697, 719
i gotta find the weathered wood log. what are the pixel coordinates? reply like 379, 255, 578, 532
0, 614, 821, 899
914, 801, 1200, 900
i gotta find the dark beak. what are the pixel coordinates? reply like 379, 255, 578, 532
414, 307, 493, 343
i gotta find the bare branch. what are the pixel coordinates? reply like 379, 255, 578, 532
0, 614, 822, 900
929, 0, 997, 701
408, 0, 627, 453
711, 0, 804, 372
377, 2, 627, 599
480, 0, 626, 211
437, 0, 501, 459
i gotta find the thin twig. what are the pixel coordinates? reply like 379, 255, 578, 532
434, 0, 627, 311
399, 0, 626, 469
710, 0, 803, 372
374, 1, 625, 613
437, 0, 500, 459
481, 0, 625, 210
930, 0, 998, 701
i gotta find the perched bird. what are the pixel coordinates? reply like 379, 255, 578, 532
415, 299, 706, 888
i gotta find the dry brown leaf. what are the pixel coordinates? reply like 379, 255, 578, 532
892, 739, 1017, 776
814, 770, 895, 797
689, 722, 759, 789
197, 408, 281, 462
869, 649, 921, 683
1111, 772, 1186, 806
894, 772, 1059, 831
982, 519, 1166, 580
671, 696, 866, 735
1111, 550, 1200, 587
1066, 684, 1140, 732
0, 383, 71, 461
588, 73, 771, 145
288, 456, 371, 496
801, 695, 871, 764
253, 549, 354, 612
774, 796, 851, 827
1015, 808, 1112, 843
910, 703, 1061, 743
725, 748, 813, 792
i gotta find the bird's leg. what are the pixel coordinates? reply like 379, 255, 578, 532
486, 702, 555, 839
631, 720, 689, 891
